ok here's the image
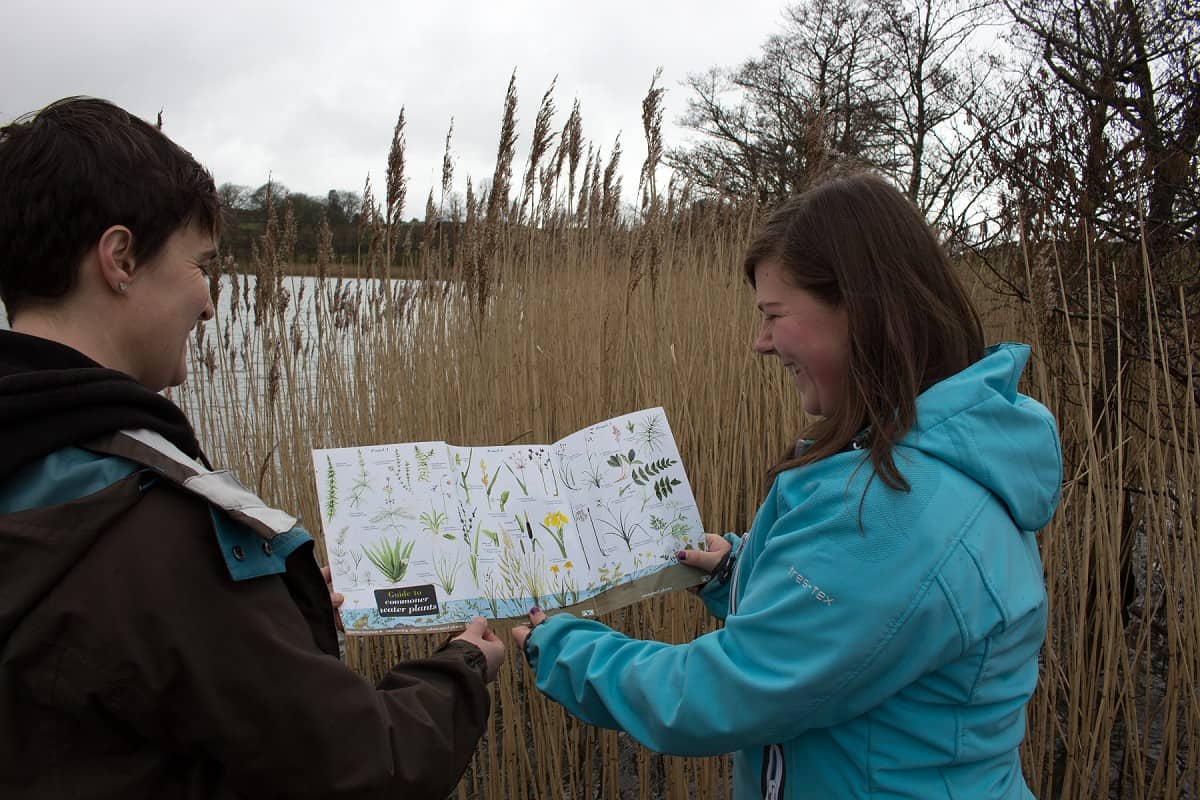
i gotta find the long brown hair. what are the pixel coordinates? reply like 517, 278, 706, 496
744, 172, 984, 491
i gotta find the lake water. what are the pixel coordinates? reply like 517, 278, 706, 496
0, 274, 438, 434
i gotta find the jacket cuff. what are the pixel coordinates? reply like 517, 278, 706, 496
522, 612, 570, 672
706, 532, 744, 588
436, 639, 489, 684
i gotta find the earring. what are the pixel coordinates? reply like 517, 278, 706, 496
118, 281, 128, 293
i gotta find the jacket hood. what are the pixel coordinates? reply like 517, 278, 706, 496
0, 330, 204, 483
903, 342, 1061, 531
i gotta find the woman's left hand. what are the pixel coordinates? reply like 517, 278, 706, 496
320, 565, 345, 632
511, 606, 547, 652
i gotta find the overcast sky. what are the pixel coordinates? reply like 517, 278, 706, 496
2, 0, 788, 218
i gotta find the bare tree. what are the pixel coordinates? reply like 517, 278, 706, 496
668, 0, 1001, 229
668, 0, 894, 203
980, 0, 1200, 656
989, 0, 1200, 253
873, 0, 1006, 234
217, 182, 250, 212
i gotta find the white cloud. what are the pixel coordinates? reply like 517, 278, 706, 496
2, 0, 786, 217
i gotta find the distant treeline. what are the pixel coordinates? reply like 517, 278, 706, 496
217, 183, 443, 268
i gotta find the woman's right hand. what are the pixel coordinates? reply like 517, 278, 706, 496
675, 533, 732, 573
452, 617, 506, 682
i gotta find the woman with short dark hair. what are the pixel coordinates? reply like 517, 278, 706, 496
0, 96, 505, 799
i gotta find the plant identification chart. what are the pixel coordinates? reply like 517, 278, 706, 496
312, 407, 706, 633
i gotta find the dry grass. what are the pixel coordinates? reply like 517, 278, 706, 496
173, 86, 1198, 798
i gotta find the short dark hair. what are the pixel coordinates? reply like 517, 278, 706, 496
0, 96, 220, 319
744, 171, 985, 492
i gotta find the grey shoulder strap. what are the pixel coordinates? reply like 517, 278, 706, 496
84, 429, 297, 540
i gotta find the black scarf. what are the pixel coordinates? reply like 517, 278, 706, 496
0, 330, 206, 483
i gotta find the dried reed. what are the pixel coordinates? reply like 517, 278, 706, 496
173, 81, 1199, 799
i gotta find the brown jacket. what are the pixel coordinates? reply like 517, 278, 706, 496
0, 432, 491, 799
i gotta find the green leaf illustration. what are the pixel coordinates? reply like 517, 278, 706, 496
631, 457, 678, 486
653, 476, 682, 500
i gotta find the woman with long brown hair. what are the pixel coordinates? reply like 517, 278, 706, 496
515, 172, 1061, 799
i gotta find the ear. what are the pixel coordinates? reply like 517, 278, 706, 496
95, 225, 136, 293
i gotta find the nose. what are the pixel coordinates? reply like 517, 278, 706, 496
754, 319, 774, 355
199, 297, 215, 322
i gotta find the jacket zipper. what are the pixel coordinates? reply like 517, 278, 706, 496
728, 529, 749, 615
734, 520, 784, 798
760, 743, 786, 799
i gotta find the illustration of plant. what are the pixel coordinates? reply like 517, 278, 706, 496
414, 445, 434, 482
582, 450, 606, 488
463, 519, 486, 582
455, 449, 474, 501
497, 532, 546, 608
349, 549, 367, 587
540, 510, 570, 559
362, 536, 415, 583
324, 456, 338, 520
597, 561, 625, 589
419, 508, 452, 539
594, 502, 649, 552
514, 511, 539, 551
388, 450, 413, 493
554, 443, 580, 491
481, 570, 504, 617
635, 415, 668, 452
505, 453, 530, 496
482, 458, 515, 510
606, 449, 643, 481
542, 449, 560, 495
630, 457, 677, 486
526, 447, 555, 494
550, 561, 579, 606
457, 503, 478, 543
369, 505, 414, 535
346, 451, 371, 508
629, 456, 681, 500
651, 475, 683, 500
432, 550, 462, 595
574, 506, 600, 566
330, 525, 351, 577
649, 506, 692, 545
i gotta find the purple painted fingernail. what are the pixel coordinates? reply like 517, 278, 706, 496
530, 606, 541, 615
676, 551, 687, 561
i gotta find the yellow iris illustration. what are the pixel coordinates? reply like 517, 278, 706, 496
543, 511, 569, 528
539, 511, 571, 559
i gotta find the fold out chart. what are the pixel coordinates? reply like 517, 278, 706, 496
312, 407, 706, 633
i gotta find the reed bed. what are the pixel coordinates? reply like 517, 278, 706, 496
174, 97, 1197, 798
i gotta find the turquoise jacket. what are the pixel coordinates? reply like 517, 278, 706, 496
525, 343, 1061, 799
